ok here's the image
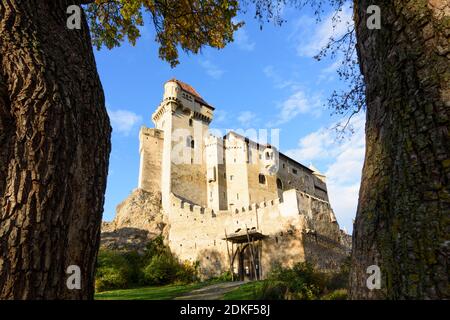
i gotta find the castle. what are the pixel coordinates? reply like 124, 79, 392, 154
132, 79, 350, 280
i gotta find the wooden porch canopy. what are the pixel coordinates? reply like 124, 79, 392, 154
222, 229, 267, 243
223, 227, 267, 281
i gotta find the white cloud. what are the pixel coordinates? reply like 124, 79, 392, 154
214, 109, 227, 123
237, 111, 258, 127
285, 113, 366, 232
294, 6, 353, 58
234, 28, 255, 51
199, 59, 224, 79
108, 109, 142, 136
263, 65, 298, 90
271, 90, 322, 126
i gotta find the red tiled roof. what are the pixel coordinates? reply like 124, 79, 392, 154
167, 78, 214, 110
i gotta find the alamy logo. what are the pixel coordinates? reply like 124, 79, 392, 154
366, 265, 381, 290
66, 265, 81, 290
66, 5, 81, 30
367, 5, 381, 30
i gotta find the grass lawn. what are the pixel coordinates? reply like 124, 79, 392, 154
222, 281, 264, 300
95, 282, 209, 300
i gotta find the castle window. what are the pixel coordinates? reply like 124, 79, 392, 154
258, 174, 266, 184
189, 118, 193, 126
282, 163, 286, 169
277, 178, 283, 189
237, 193, 239, 200
191, 140, 195, 149
230, 175, 233, 181
292, 168, 298, 175
186, 136, 192, 148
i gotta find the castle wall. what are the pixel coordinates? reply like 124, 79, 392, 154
167, 189, 345, 279
224, 136, 250, 209
170, 108, 208, 207
138, 127, 164, 194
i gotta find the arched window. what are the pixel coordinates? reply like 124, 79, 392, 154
258, 174, 266, 184
276, 178, 283, 190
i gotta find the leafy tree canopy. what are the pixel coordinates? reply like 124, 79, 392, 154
84, 0, 243, 67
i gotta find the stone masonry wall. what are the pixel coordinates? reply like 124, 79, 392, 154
167, 189, 348, 279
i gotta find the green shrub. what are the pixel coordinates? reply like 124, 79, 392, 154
321, 289, 348, 300
208, 271, 234, 283
326, 257, 350, 291
96, 250, 134, 292
143, 235, 167, 260
175, 260, 199, 284
142, 254, 179, 285
258, 280, 289, 300
256, 262, 328, 300
95, 237, 199, 291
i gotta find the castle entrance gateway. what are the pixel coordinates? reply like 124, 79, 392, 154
223, 228, 267, 281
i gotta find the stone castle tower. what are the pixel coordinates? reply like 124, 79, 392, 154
133, 79, 350, 280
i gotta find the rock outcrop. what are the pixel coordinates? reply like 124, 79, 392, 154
100, 188, 167, 253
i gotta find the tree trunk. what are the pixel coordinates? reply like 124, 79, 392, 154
0, 1, 111, 299
350, 0, 449, 299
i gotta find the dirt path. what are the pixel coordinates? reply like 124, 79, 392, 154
174, 281, 246, 300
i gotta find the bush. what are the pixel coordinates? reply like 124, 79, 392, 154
321, 289, 348, 300
142, 254, 199, 285
96, 250, 134, 292
264, 262, 326, 300
257, 262, 350, 300
175, 260, 199, 284
326, 257, 350, 291
142, 254, 179, 285
95, 237, 199, 291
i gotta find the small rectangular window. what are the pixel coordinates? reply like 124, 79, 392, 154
189, 118, 193, 126
237, 193, 239, 200
230, 175, 233, 181
292, 168, 298, 175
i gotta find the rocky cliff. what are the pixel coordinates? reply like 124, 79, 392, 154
100, 189, 167, 253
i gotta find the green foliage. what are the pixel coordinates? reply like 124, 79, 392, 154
95, 236, 198, 292
223, 281, 265, 300
258, 262, 326, 300
86, 0, 242, 67
254, 261, 349, 300
142, 254, 179, 285
321, 289, 348, 300
95, 250, 134, 292
208, 270, 234, 283
326, 256, 350, 290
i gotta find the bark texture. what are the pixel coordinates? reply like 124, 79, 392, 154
0, 1, 111, 299
350, 0, 449, 299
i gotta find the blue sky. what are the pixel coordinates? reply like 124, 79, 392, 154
94, 3, 365, 233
